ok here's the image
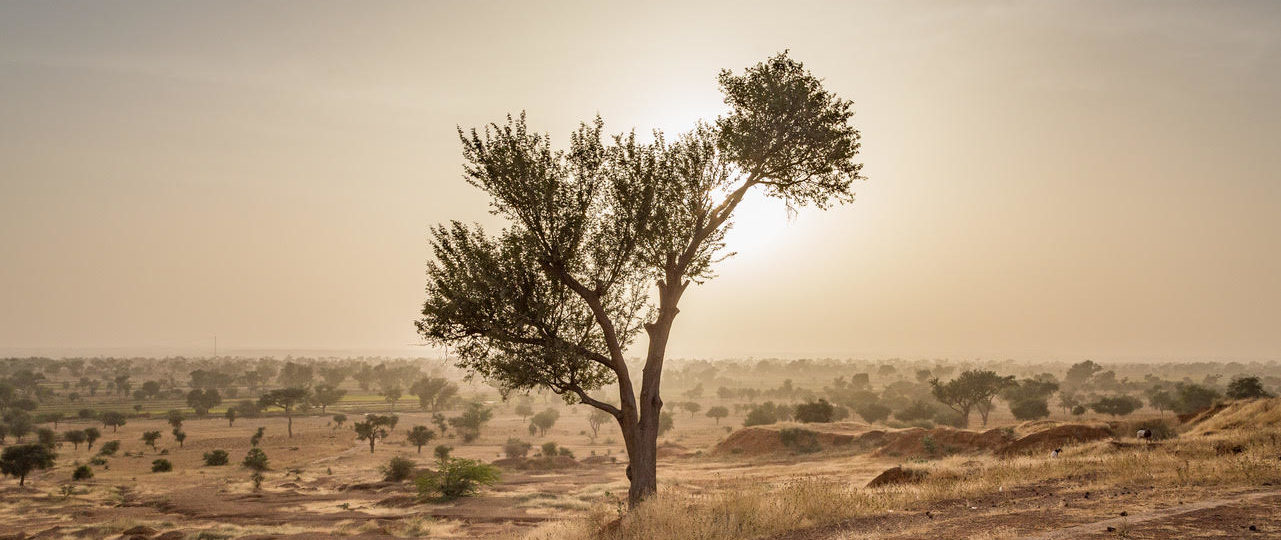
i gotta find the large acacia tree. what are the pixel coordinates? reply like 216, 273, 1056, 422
417, 52, 862, 505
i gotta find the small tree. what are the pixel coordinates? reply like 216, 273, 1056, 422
409, 376, 459, 412
186, 388, 222, 416
681, 401, 701, 417
97, 440, 120, 456
64, 430, 88, 450
406, 425, 435, 454
448, 403, 494, 443
416, 456, 499, 500
332, 413, 347, 430
225, 408, 237, 427
151, 459, 172, 472
83, 427, 101, 451
854, 403, 891, 424
529, 408, 559, 437
705, 406, 730, 425
173, 429, 187, 448
1088, 396, 1143, 417
100, 412, 126, 432
142, 431, 162, 452
242, 448, 269, 490
1009, 399, 1051, 421
503, 438, 532, 458
1174, 384, 1221, 415
588, 408, 611, 440
311, 384, 346, 414
354, 414, 395, 453
929, 370, 1015, 428
250, 426, 266, 447
514, 403, 534, 422
72, 464, 93, 481
0, 444, 56, 486
203, 449, 230, 466
383, 456, 416, 482
166, 410, 185, 430
383, 386, 403, 412
794, 399, 836, 423
258, 388, 310, 437
1227, 376, 1273, 400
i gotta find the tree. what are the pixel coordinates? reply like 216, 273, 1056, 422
409, 377, 459, 412
258, 388, 309, 437
383, 386, 403, 412
203, 449, 230, 466
141, 430, 162, 452
225, 408, 237, 427
311, 384, 346, 414
449, 402, 494, 443
242, 447, 269, 490
588, 408, 611, 440
1088, 395, 1143, 417
173, 429, 187, 448
277, 362, 314, 388
63, 430, 87, 450
407, 425, 436, 454
681, 401, 702, 417
503, 437, 532, 458
332, 413, 347, 430
36, 428, 56, 448
1226, 376, 1273, 400
166, 410, 184, 430
529, 408, 559, 437
705, 405, 729, 425
794, 399, 836, 423
186, 388, 222, 416
353, 414, 395, 454
101, 411, 126, 432
854, 402, 891, 424
1065, 360, 1104, 386
83, 427, 101, 451
1009, 399, 1051, 421
930, 370, 1015, 428
1001, 378, 1059, 404
1, 444, 56, 486
1174, 383, 1220, 415
416, 52, 862, 506
514, 403, 534, 422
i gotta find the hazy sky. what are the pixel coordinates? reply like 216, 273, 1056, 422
2, 1, 1279, 361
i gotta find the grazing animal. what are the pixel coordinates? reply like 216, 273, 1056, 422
1137, 429, 1153, 443
1050, 447, 1061, 458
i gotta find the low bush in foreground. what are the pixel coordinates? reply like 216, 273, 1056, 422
415, 457, 499, 500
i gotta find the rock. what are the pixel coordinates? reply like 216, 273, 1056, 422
866, 466, 928, 488
122, 526, 158, 536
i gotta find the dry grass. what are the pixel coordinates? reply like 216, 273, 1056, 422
530, 400, 1281, 540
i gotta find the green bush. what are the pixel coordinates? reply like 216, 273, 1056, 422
540, 441, 559, 457
383, 456, 416, 482
203, 449, 230, 466
778, 428, 821, 454
72, 464, 93, 480
151, 459, 172, 473
503, 438, 532, 458
97, 441, 120, 456
415, 458, 500, 500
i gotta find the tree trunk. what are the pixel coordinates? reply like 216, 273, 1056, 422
286, 409, 293, 437
622, 276, 687, 507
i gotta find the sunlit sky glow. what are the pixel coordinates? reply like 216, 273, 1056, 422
2, 1, 1279, 361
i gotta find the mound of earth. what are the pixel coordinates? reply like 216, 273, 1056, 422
491, 455, 579, 470
872, 426, 1012, 459
657, 442, 694, 458
996, 423, 1113, 457
1183, 398, 1281, 435
866, 465, 929, 488
580, 454, 620, 465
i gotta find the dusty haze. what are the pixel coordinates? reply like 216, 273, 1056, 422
1, 1, 1278, 360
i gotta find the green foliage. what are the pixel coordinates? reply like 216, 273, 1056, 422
383, 456, 416, 482
503, 438, 532, 458
353, 414, 395, 453
63, 429, 87, 449
1173, 384, 1220, 415
415, 457, 500, 500
929, 370, 1016, 427
433, 445, 452, 461
1009, 398, 1051, 421
705, 406, 730, 424
72, 464, 93, 481
778, 428, 821, 454
100, 412, 126, 432
1, 444, 56, 486
97, 440, 120, 456
921, 434, 938, 456
1088, 395, 1143, 417
310, 384, 346, 413
83, 427, 101, 450
1226, 376, 1272, 400
141, 430, 162, 451
855, 402, 892, 424
406, 425, 436, 453
242, 448, 269, 471
529, 408, 559, 437
894, 400, 936, 423
409, 376, 459, 411
794, 399, 836, 423
540, 441, 559, 457
448, 402, 493, 443
186, 388, 222, 416
150, 459, 172, 473
203, 449, 230, 466
258, 387, 310, 437
743, 401, 786, 427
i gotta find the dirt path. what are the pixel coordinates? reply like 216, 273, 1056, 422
1024, 490, 1281, 540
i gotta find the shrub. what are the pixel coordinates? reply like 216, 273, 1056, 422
1226, 376, 1272, 400
743, 402, 781, 427
203, 449, 230, 466
793, 399, 836, 423
855, 403, 892, 424
242, 448, 269, 471
1089, 395, 1143, 417
778, 428, 821, 454
540, 441, 559, 457
151, 459, 172, 472
97, 441, 120, 456
1071, 405, 1086, 416
1009, 399, 1051, 421
72, 464, 93, 480
383, 456, 416, 482
503, 438, 532, 458
558, 446, 574, 458
89, 456, 107, 466
415, 458, 500, 500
